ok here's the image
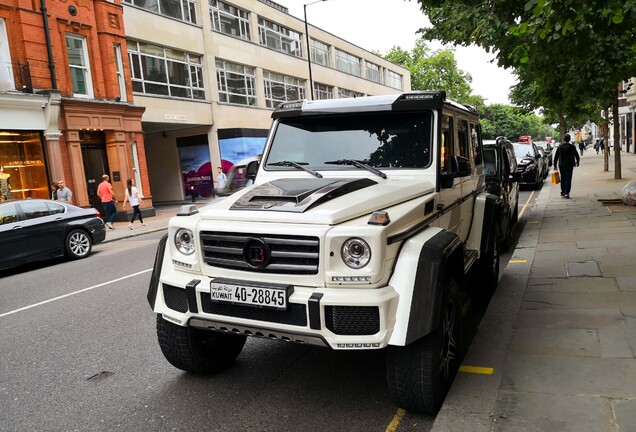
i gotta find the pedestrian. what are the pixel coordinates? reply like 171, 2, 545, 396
578, 141, 585, 156
97, 174, 118, 230
215, 166, 227, 193
50, 182, 59, 200
554, 134, 580, 199
56, 179, 73, 204
122, 178, 146, 230
594, 139, 600, 154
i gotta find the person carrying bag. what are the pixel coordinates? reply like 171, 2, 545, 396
553, 134, 580, 199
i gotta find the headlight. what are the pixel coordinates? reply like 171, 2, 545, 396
174, 228, 195, 255
341, 238, 371, 269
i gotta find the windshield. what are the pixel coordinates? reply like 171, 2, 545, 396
265, 112, 433, 170
513, 143, 534, 158
483, 148, 498, 176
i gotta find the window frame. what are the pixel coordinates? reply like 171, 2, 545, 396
309, 38, 329, 67
209, 0, 251, 41
387, 70, 403, 90
313, 82, 333, 100
215, 59, 257, 106
366, 62, 381, 83
113, 43, 127, 102
0, 18, 15, 91
258, 18, 302, 57
122, 0, 197, 24
263, 70, 305, 108
66, 33, 94, 98
335, 49, 361, 76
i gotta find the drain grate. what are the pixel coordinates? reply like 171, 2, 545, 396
566, 261, 602, 277
87, 371, 114, 383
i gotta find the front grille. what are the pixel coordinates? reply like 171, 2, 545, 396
200, 293, 308, 326
325, 306, 380, 335
200, 231, 320, 274
163, 284, 188, 313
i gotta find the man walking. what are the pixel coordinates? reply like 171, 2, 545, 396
215, 166, 227, 193
554, 134, 580, 199
56, 179, 72, 205
97, 174, 118, 229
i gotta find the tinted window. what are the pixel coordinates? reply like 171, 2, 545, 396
0, 203, 18, 225
21, 201, 52, 220
267, 111, 433, 169
47, 202, 66, 215
513, 143, 535, 158
441, 114, 454, 173
483, 148, 497, 176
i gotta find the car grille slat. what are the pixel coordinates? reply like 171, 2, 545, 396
200, 231, 320, 274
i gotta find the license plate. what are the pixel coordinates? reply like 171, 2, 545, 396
209, 278, 291, 310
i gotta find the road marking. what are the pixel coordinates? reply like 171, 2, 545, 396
386, 408, 406, 432
0, 268, 152, 318
527, 221, 539, 224
518, 190, 535, 220
459, 365, 494, 375
509, 259, 528, 263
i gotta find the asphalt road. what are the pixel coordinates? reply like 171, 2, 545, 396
0, 181, 544, 432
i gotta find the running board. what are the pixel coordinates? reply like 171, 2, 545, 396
464, 249, 479, 273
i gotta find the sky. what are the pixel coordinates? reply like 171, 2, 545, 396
274, 0, 518, 105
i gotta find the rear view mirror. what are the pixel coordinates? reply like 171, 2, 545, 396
246, 160, 259, 181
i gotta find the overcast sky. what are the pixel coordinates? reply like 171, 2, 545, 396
274, 0, 517, 105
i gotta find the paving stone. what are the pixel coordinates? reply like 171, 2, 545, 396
516, 308, 624, 329
526, 277, 619, 293
493, 392, 613, 432
599, 264, 636, 277
529, 265, 567, 278
566, 260, 602, 277
612, 399, 636, 432
509, 328, 600, 357
523, 292, 636, 309
501, 354, 636, 398
598, 326, 635, 358
616, 276, 636, 292
432, 408, 494, 432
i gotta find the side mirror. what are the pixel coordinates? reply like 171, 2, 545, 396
246, 160, 259, 181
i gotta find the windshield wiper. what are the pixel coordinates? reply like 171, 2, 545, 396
268, 161, 323, 178
324, 159, 387, 179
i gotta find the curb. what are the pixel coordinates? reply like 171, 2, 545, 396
100, 226, 168, 244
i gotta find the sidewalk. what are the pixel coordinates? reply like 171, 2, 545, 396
101, 200, 212, 243
432, 150, 636, 431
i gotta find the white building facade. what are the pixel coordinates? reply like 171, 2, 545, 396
122, 0, 411, 202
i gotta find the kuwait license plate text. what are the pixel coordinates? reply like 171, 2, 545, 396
210, 281, 288, 309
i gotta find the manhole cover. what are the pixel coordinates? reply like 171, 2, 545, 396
566, 261, 602, 277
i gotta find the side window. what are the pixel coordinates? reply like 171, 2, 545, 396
47, 202, 66, 215
0, 203, 18, 225
470, 122, 483, 165
457, 119, 470, 160
441, 114, 454, 173
506, 148, 517, 172
21, 201, 52, 220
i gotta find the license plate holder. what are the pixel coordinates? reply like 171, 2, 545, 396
209, 278, 293, 310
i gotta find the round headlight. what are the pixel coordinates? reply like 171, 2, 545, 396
341, 238, 371, 269
174, 228, 195, 255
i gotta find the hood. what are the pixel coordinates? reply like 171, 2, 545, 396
230, 177, 377, 212
200, 176, 436, 225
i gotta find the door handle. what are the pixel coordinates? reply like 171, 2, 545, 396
55, 217, 63, 221
12, 225, 22, 230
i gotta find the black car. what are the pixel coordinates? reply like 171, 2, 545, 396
0, 199, 106, 270
513, 142, 544, 189
534, 141, 553, 167
483, 137, 520, 251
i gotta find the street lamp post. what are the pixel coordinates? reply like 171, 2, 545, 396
303, 0, 326, 100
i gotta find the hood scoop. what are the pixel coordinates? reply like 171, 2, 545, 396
230, 178, 377, 213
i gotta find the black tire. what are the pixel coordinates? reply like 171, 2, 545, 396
156, 315, 246, 374
386, 277, 462, 415
65, 229, 92, 259
474, 223, 500, 299
511, 193, 519, 224
500, 217, 511, 253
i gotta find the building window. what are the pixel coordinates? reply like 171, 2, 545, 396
216, 59, 256, 106
113, 44, 127, 102
128, 40, 205, 100
335, 49, 360, 76
387, 70, 403, 90
258, 18, 302, 57
66, 34, 93, 98
122, 0, 197, 24
0, 18, 14, 91
314, 83, 333, 100
309, 39, 329, 67
366, 62, 381, 83
209, 0, 250, 41
0, 131, 48, 201
338, 88, 364, 99
263, 70, 305, 108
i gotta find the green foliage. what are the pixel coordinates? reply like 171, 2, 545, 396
380, 40, 483, 106
480, 104, 557, 140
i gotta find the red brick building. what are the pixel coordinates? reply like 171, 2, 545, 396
0, 0, 153, 216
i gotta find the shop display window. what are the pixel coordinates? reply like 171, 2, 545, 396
0, 131, 48, 201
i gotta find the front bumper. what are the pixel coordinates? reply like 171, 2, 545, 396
516, 166, 538, 184
149, 243, 399, 350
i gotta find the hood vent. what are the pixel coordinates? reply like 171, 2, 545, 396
230, 178, 377, 213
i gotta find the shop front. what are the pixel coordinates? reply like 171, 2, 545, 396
0, 130, 48, 201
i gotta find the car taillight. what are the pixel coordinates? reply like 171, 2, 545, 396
95, 211, 101, 219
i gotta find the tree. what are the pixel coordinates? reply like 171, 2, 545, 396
480, 104, 556, 140
416, 0, 636, 178
380, 40, 484, 107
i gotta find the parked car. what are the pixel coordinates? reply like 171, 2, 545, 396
513, 142, 544, 189
534, 141, 553, 167
483, 137, 520, 251
0, 199, 105, 271
536, 147, 550, 179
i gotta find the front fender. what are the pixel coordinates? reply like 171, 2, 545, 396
147, 234, 168, 309
388, 228, 463, 346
